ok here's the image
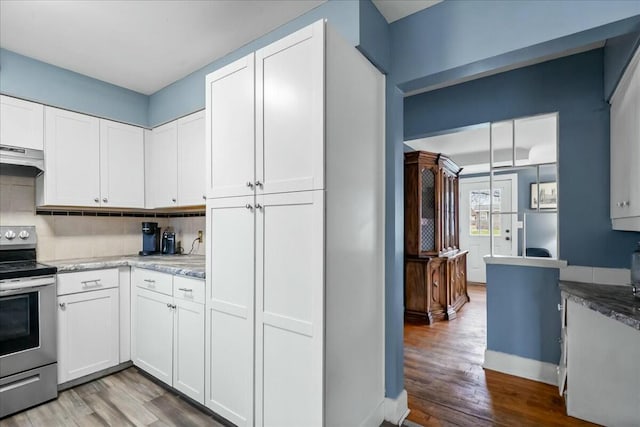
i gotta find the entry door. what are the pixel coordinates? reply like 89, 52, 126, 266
459, 176, 516, 283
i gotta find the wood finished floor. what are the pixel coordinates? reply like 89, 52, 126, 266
404, 284, 597, 426
0, 367, 225, 427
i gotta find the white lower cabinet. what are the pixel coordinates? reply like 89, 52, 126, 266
131, 269, 205, 404
133, 287, 173, 385
173, 297, 205, 402
565, 299, 640, 425
57, 269, 120, 384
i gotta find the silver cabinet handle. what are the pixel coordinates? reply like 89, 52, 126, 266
557, 303, 563, 312
172, 304, 177, 309
255, 180, 263, 188
202, 195, 206, 200
617, 202, 623, 207
94, 198, 99, 203
245, 204, 253, 210
178, 288, 193, 292
255, 203, 263, 210
81, 279, 101, 288
624, 201, 630, 207
167, 303, 172, 308
172, 198, 177, 203
103, 198, 108, 203
246, 181, 254, 189
59, 302, 66, 309
144, 279, 155, 283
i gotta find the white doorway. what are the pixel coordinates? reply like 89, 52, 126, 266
459, 174, 518, 283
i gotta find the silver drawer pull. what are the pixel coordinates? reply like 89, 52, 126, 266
178, 288, 193, 292
557, 303, 563, 312
81, 279, 101, 287
144, 279, 156, 286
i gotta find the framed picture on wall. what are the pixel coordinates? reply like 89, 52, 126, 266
531, 182, 557, 209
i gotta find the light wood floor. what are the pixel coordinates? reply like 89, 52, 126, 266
0, 368, 225, 427
404, 284, 596, 426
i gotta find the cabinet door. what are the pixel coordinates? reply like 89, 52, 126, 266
57, 288, 119, 383
255, 191, 324, 427
206, 54, 255, 199
256, 21, 325, 195
132, 287, 173, 385
146, 121, 178, 208
427, 259, 447, 317
628, 58, 640, 218
173, 299, 205, 404
611, 90, 631, 219
177, 111, 206, 206
0, 95, 44, 150
43, 107, 100, 206
99, 119, 145, 208
205, 196, 255, 427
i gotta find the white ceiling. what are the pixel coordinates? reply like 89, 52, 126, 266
405, 113, 558, 174
0, 0, 324, 95
372, 0, 441, 23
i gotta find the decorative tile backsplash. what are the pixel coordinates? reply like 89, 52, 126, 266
0, 175, 205, 260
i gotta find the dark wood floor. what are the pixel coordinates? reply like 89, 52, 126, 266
0, 367, 225, 427
404, 284, 596, 426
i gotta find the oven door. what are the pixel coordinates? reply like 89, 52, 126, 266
0, 277, 56, 378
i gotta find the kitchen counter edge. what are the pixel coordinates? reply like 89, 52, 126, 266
559, 281, 640, 331
49, 255, 206, 280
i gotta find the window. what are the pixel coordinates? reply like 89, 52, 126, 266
470, 189, 501, 236
489, 113, 559, 259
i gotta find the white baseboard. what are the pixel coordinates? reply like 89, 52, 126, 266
384, 389, 410, 425
560, 265, 630, 286
483, 349, 558, 386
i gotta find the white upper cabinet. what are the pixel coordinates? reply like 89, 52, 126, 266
40, 106, 101, 206
99, 119, 145, 208
177, 111, 206, 206
206, 54, 256, 198
38, 107, 145, 208
0, 95, 44, 150
256, 22, 324, 195
146, 121, 178, 209
610, 47, 640, 231
206, 21, 324, 201
147, 112, 205, 209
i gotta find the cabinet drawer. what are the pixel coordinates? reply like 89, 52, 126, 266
133, 268, 173, 296
173, 275, 205, 304
57, 268, 119, 296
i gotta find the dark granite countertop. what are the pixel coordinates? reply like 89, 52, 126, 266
559, 281, 640, 331
48, 254, 205, 279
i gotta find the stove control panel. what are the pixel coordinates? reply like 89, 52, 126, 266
0, 226, 37, 247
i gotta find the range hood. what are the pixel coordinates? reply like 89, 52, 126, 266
0, 145, 44, 176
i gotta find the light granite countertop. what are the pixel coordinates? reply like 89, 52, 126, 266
559, 281, 640, 331
48, 254, 206, 279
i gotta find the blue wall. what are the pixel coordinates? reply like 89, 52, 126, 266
486, 264, 561, 363
357, 0, 390, 74
390, 0, 640, 93
148, 0, 359, 127
604, 31, 640, 100
404, 49, 640, 269
0, 48, 148, 126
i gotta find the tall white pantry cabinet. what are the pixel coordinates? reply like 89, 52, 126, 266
204, 20, 385, 427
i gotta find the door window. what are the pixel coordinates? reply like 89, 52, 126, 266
469, 189, 501, 236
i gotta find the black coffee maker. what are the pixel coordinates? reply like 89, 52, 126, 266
139, 222, 161, 256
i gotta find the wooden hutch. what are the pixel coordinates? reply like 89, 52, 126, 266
404, 151, 469, 323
